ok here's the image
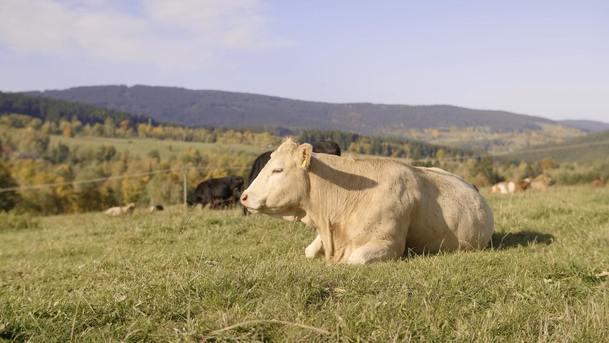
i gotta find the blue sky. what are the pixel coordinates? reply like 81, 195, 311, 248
1, 0, 608, 121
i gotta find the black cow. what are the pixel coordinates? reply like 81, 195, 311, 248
149, 204, 164, 212
190, 176, 244, 209
310, 141, 341, 156
242, 141, 341, 215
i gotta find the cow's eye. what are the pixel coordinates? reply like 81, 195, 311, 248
272, 168, 283, 174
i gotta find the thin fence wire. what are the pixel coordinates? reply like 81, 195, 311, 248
0, 165, 250, 193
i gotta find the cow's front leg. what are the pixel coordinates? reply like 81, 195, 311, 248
345, 216, 408, 264
305, 234, 324, 259
346, 240, 401, 264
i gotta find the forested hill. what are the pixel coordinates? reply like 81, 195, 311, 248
28, 85, 559, 134
0, 92, 154, 126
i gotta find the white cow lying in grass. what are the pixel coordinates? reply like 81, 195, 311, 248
104, 203, 136, 217
240, 138, 494, 264
491, 178, 531, 194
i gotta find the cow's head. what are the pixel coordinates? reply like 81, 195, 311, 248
241, 138, 311, 215
231, 176, 245, 191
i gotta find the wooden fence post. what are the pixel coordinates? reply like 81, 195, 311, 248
183, 169, 187, 209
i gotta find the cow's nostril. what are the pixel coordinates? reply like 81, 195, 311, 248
241, 194, 248, 202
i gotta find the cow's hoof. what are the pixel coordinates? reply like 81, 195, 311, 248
304, 248, 317, 259
346, 254, 369, 265
304, 246, 322, 259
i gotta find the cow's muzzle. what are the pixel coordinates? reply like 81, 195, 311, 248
240, 192, 264, 213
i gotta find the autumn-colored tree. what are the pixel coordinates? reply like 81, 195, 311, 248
436, 148, 447, 160
119, 120, 130, 132
62, 123, 73, 138
40, 121, 53, 135
18, 128, 49, 157
72, 167, 104, 212
103, 117, 115, 136
515, 161, 536, 180
137, 123, 150, 138
0, 161, 19, 211
146, 173, 182, 206
538, 158, 559, 172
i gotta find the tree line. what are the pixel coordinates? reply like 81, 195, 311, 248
1, 112, 607, 215
0, 114, 271, 214
299, 130, 472, 160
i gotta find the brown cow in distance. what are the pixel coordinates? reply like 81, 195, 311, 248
530, 174, 554, 191
592, 176, 606, 188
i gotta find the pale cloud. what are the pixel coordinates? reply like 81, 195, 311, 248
0, 0, 286, 70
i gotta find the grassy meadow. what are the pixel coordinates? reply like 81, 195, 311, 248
51, 135, 265, 160
1, 186, 609, 341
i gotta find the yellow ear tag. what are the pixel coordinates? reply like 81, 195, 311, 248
301, 150, 310, 168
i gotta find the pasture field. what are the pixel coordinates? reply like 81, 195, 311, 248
51, 135, 264, 160
1, 186, 609, 341
497, 128, 609, 163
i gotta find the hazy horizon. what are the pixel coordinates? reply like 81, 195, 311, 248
1, 0, 608, 122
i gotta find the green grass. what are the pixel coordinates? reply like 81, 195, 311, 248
51, 135, 264, 160
1, 186, 609, 341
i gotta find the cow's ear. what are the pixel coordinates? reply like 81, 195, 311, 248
297, 143, 313, 169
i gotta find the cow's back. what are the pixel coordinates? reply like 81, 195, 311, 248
408, 167, 494, 252
308, 155, 494, 255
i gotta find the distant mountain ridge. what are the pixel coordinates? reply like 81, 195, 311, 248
26, 85, 579, 135
558, 119, 609, 133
